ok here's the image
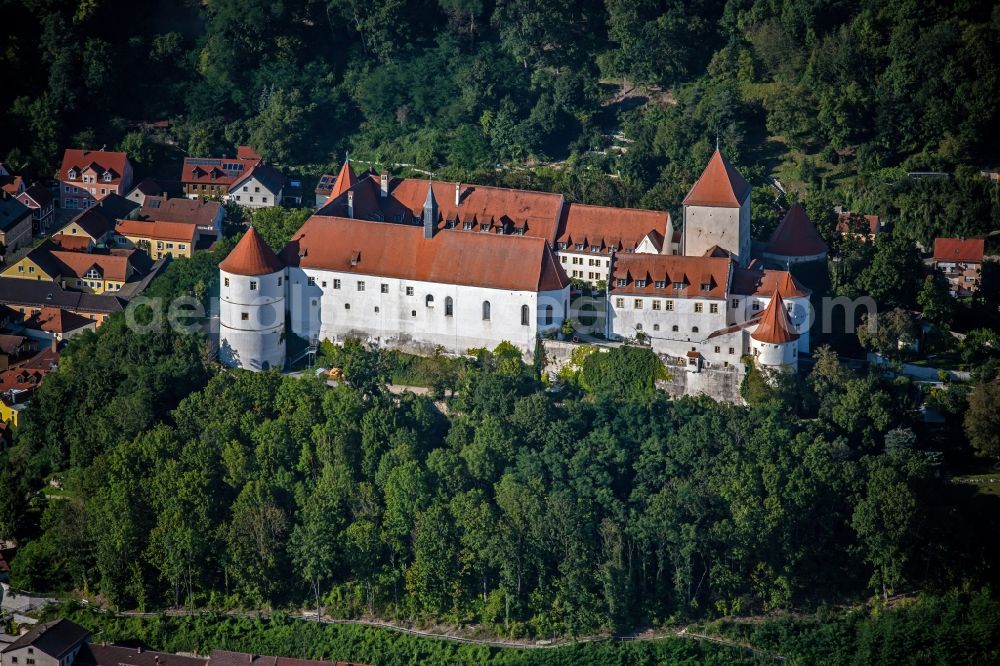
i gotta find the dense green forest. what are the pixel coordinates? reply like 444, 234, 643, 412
2, 0, 999, 233
3, 317, 1000, 643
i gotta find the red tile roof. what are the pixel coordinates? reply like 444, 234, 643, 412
329, 160, 358, 198
281, 215, 568, 292
320, 176, 566, 243
751, 291, 799, 344
50, 250, 134, 282
237, 145, 261, 161
556, 203, 670, 253
116, 219, 198, 243
836, 212, 880, 235
610, 255, 731, 299
220, 226, 285, 276
731, 266, 810, 298
933, 238, 984, 263
766, 203, 828, 257
23, 306, 93, 335
60, 149, 130, 186
683, 149, 750, 208
138, 196, 222, 227
49, 234, 93, 251
0, 334, 29, 356
1, 174, 24, 196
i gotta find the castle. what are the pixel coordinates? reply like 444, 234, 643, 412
219, 150, 820, 388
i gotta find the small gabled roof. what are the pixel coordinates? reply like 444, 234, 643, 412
751, 291, 799, 344
0, 618, 89, 656
220, 226, 284, 276
61, 207, 113, 239
766, 203, 828, 257
237, 145, 260, 161
933, 237, 984, 263
683, 149, 750, 208
230, 163, 284, 195
24, 306, 93, 335
19, 183, 54, 208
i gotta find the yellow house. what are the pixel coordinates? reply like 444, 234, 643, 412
0, 397, 20, 427
115, 219, 199, 259
55, 206, 114, 244
0, 242, 139, 294
2, 251, 60, 281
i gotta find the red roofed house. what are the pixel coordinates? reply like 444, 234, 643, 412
180, 145, 260, 199
761, 203, 828, 265
0, 163, 25, 197
682, 149, 752, 266
835, 209, 881, 240
115, 219, 200, 258
933, 237, 985, 296
59, 148, 134, 210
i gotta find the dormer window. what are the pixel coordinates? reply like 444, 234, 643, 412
673, 282, 684, 290
463, 221, 473, 230
557, 242, 567, 250
655, 280, 666, 289
616, 278, 627, 287
67, 169, 77, 180
700, 282, 711, 291
103, 171, 112, 182
635, 279, 647, 288
575, 243, 584, 251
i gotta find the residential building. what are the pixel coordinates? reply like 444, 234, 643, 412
760, 203, 828, 265
226, 163, 284, 209
124, 177, 183, 205
22, 306, 97, 341
16, 184, 55, 234
54, 207, 116, 245
0, 618, 88, 666
137, 196, 224, 237
0, 277, 125, 325
0, 334, 35, 371
2, 241, 148, 294
0, 197, 32, 255
180, 145, 260, 199
0, 344, 59, 428
933, 237, 985, 296
59, 149, 134, 210
115, 219, 199, 258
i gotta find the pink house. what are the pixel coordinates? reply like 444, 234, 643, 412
59, 149, 134, 211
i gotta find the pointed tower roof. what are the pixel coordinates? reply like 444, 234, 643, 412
683, 149, 751, 208
423, 181, 438, 209
220, 226, 284, 276
751, 291, 800, 344
330, 159, 358, 199
767, 203, 828, 257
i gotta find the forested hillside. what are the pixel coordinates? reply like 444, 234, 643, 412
2, 0, 998, 232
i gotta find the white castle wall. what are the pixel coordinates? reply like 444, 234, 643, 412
285, 266, 569, 357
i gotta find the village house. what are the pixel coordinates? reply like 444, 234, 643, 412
115, 219, 199, 258
59, 148, 134, 210
0, 196, 32, 256
2, 240, 149, 294
136, 195, 224, 237
124, 176, 184, 205
226, 162, 284, 209
180, 145, 260, 199
15, 184, 55, 234
933, 237, 985, 296
0, 276, 125, 325
0, 618, 88, 666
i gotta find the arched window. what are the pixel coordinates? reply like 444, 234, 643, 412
636, 323, 643, 331
445, 296, 454, 316
692, 326, 699, 333
482, 301, 491, 321
425, 294, 434, 307
521, 304, 530, 326
671, 325, 679, 332
544, 305, 553, 325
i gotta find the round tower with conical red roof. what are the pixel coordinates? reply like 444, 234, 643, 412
750, 291, 800, 372
219, 226, 286, 371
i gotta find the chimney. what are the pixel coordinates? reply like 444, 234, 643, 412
455, 182, 461, 207
380, 173, 388, 198
137, 647, 143, 654
423, 183, 438, 240
347, 191, 354, 219
51, 337, 58, 353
